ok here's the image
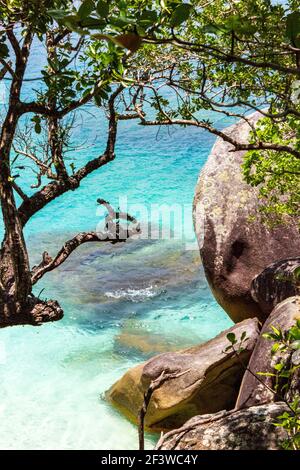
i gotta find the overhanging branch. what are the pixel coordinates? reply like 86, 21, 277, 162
31, 200, 140, 285
18, 86, 124, 226
139, 118, 300, 159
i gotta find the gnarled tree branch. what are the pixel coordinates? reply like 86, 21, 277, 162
18, 86, 124, 226
139, 118, 300, 159
31, 199, 140, 285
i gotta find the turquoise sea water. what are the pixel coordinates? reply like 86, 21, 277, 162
0, 41, 234, 449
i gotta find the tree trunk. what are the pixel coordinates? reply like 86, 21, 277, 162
0, 228, 63, 326
0, 110, 63, 326
0, 30, 63, 326
0, 98, 33, 320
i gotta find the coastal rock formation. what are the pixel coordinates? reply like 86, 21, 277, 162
106, 318, 259, 431
193, 113, 300, 323
155, 402, 288, 450
236, 296, 300, 409
251, 258, 300, 317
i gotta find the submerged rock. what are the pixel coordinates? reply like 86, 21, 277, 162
155, 402, 288, 450
115, 331, 185, 356
193, 113, 300, 323
106, 318, 259, 431
236, 296, 300, 409
251, 258, 300, 316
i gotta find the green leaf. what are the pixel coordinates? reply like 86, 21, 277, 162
160, 0, 168, 10
170, 4, 192, 27
202, 24, 224, 35
226, 332, 237, 345
240, 331, 247, 342
31, 115, 42, 134
78, 0, 94, 20
279, 370, 291, 378
80, 17, 106, 28
270, 325, 281, 337
0, 42, 9, 58
286, 12, 300, 48
294, 266, 300, 281
262, 332, 279, 341
139, 10, 158, 26
289, 325, 300, 340
271, 343, 280, 355
256, 372, 276, 377
110, 16, 135, 27
62, 15, 81, 31
94, 94, 102, 106
34, 122, 41, 134
48, 9, 68, 20
291, 340, 300, 350
96, 0, 109, 18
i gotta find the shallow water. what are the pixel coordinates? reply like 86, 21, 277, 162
0, 40, 234, 450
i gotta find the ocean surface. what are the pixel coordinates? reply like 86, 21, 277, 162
0, 40, 234, 449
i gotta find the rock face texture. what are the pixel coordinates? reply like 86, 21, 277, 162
106, 318, 259, 431
251, 258, 300, 317
193, 113, 300, 323
236, 296, 300, 409
155, 402, 288, 450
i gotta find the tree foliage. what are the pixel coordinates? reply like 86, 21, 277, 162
0, 0, 299, 323
53, 0, 299, 222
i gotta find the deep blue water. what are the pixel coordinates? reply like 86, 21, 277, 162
0, 40, 234, 449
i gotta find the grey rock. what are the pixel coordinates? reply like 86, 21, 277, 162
193, 113, 300, 323
251, 257, 300, 316
155, 402, 288, 450
106, 318, 260, 431
236, 296, 300, 409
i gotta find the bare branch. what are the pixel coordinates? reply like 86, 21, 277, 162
138, 369, 191, 451
0, 59, 14, 78
31, 200, 140, 285
18, 86, 124, 226
12, 145, 58, 180
143, 35, 300, 76
11, 180, 28, 201
6, 28, 21, 61
139, 118, 300, 159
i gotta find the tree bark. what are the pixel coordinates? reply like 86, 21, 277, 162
0, 83, 31, 320
0, 29, 62, 325
0, 29, 123, 326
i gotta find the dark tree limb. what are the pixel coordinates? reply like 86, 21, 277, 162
18, 86, 124, 226
6, 28, 22, 62
0, 59, 14, 78
31, 200, 140, 285
139, 118, 300, 160
143, 35, 300, 76
11, 181, 28, 201
138, 369, 191, 451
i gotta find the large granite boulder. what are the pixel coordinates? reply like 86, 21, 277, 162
193, 113, 300, 323
106, 318, 259, 431
155, 402, 288, 450
251, 258, 300, 317
236, 296, 300, 409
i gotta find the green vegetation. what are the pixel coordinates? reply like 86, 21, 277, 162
0, 1, 299, 319
262, 321, 300, 450
227, 322, 300, 451
52, 0, 300, 221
